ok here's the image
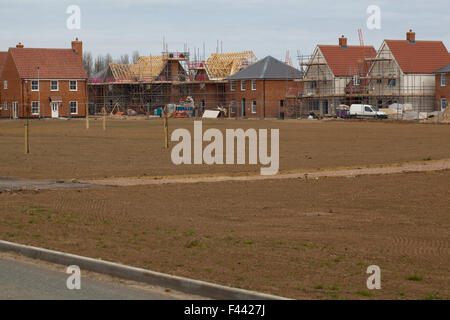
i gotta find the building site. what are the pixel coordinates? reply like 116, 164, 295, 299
0, 29, 449, 121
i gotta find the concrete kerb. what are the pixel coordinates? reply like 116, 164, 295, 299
0, 240, 288, 300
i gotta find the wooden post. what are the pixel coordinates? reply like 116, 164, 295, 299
164, 107, 169, 149
85, 103, 89, 129
24, 121, 30, 154
102, 107, 106, 131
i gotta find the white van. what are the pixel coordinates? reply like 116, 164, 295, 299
349, 104, 388, 119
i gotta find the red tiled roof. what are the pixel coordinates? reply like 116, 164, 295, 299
318, 45, 377, 77
0, 52, 7, 75
385, 40, 450, 74
9, 48, 87, 79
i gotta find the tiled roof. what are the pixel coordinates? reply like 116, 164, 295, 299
385, 40, 450, 74
0, 52, 7, 75
435, 63, 450, 73
9, 48, 87, 79
318, 45, 377, 77
227, 56, 303, 80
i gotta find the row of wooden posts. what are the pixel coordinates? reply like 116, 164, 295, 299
24, 106, 169, 154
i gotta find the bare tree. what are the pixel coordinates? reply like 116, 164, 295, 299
105, 53, 113, 67
83, 51, 94, 78
132, 51, 140, 64
119, 54, 130, 64
94, 55, 106, 74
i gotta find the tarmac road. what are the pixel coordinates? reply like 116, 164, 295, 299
0, 254, 182, 300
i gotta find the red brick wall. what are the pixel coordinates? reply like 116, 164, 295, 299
0, 52, 22, 118
0, 51, 87, 118
227, 79, 302, 118
435, 73, 450, 111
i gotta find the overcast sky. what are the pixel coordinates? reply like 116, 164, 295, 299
0, 0, 448, 64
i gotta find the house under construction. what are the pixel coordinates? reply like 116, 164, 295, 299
88, 50, 258, 115
294, 30, 450, 116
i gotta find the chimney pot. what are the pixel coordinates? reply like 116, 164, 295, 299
407, 29, 416, 43
16, 42, 24, 48
339, 35, 348, 48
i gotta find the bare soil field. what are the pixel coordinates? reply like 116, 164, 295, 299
0, 171, 449, 300
0, 118, 449, 180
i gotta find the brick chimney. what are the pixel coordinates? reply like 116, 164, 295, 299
16, 42, 24, 48
339, 35, 347, 48
406, 29, 416, 43
71, 37, 82, 59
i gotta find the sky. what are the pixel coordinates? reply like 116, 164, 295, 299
0, 0, 449, 65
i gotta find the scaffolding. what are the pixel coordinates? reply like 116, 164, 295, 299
292, 43, 437, 118
88, 51, 252, 116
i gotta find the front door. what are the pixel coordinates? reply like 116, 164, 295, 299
12, 102, 18, 119
51, 103, 59, 118
241, 98, 246, 117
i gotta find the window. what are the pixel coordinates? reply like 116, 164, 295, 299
31, 102, 40, 115
251, 80, 256, 90
442, 98, 447, 110
31, 80, 39, 91
4, 102, 8, 110
251, 101, 257, 113
311, 81, 317, 89
280, 100, 285, 107
51, 80, 59, 91
376, 79, 382, 84
3, 80, 7, 89
70, 101, 78, 114
365, 106, 373, 112
241, 80, 246, 91
230, 81, 235, 91
70, 80, 77, 91
441, 74, 446, 87
353, 75, 359, 86
388, 79, 396, 87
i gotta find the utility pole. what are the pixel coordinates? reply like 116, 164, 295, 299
24, 80, 30, 154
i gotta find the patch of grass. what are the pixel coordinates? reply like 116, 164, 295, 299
329, 285, 339, 291
356, 291, 373, 297
398, 292, 406, 297
185, 239, 201, 248
407, 275, 423, 281
356, 262, 365, 266
183, 230, 196, 237
243, 241, 254, 245
314, 285, 324, 290
423, 292, 441, 300
330, 294, 339, 299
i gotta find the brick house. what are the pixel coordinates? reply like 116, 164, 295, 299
0, 39, 87, 119
226, 56, 303, 118
435, 63, 450, 111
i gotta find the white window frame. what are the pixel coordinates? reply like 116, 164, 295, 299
442, 98, 447, 110
31, 80, 39, 91
441, 74, 446, 87
251, 80, 256, 91
251, 100, 257, 114
50, 80, 59, 91
31, 101, 40, 115
69, 101, 78, 115
241, 80, 246, 91
69, 80, 78, 91
230, 81, 235, 91
4, 102, 8, 110
3, 80, 7, 89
